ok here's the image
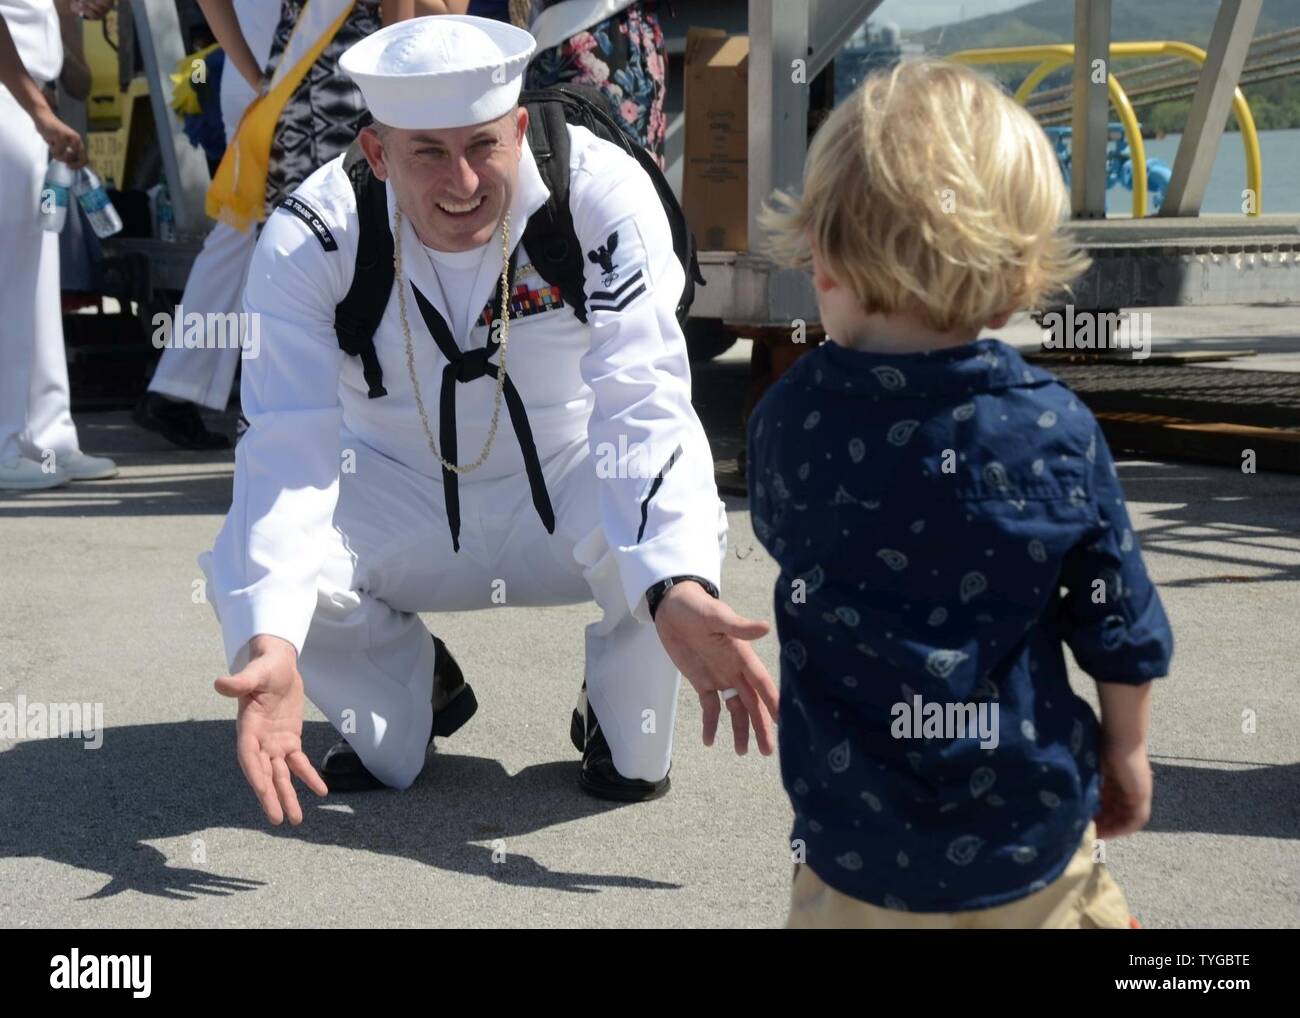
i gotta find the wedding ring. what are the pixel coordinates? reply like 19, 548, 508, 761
719, 688, 739, 703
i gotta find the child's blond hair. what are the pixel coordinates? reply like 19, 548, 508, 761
761, 59, 1090, 333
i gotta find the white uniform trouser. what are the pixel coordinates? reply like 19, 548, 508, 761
146, 18, 265, 410
207, 432, 728, 789
144, 218, 254, 409
0, 85, 79, 464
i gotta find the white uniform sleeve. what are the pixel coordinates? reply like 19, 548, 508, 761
572, 141, 726, 621
205, 198, 349, 670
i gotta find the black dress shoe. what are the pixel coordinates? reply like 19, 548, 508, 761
132, 392, 231, 450
320, 636, 477, 792
570, 683, 670, 803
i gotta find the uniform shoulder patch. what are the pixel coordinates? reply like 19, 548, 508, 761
277, 194, 338, 252
585, 217, 651, 313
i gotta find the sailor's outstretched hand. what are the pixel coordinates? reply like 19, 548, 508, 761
214, 634, 328, 825
653, 583, 780, 756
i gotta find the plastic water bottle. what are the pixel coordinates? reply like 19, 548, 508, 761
40, 160, 75, 233
73, 166, 123, 238
157, 185, 175, 241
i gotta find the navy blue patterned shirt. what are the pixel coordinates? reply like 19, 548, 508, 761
747, 338, 1173, 912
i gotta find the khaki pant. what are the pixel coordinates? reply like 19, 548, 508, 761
786, 823, 1132, 929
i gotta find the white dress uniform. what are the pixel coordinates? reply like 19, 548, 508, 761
0, 0, 77, 465
199, 16, 727, 789
145, 0, 277, 410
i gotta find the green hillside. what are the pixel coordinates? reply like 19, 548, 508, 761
916, 0, 1300, 130
919, 0, 1300, 52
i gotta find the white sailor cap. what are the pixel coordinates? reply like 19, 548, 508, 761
339, 15, 537, 131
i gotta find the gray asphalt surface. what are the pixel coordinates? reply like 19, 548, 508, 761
1, 319, 1297, 928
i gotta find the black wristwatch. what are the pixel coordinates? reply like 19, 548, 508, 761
646, 575, 720, 620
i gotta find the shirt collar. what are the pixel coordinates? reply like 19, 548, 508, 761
807, 337, 1056, 398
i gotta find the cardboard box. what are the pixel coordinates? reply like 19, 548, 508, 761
683, 29, 748, 252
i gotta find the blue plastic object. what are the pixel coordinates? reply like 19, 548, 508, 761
1043, 122, 1171, 213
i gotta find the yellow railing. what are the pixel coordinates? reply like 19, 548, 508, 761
949, 42, 1263, 217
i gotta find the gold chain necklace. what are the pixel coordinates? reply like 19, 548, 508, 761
394, 207, 513, 475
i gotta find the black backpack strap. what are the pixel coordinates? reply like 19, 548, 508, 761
520, 91, 589, 323
334, 140, 392, 398
519, 85, 704, 327
621, 132, 706, 322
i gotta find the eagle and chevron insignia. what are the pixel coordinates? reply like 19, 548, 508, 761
586, 221, 651, 313
588, 231, 620, 287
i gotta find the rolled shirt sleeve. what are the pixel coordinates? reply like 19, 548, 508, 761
1058, 424, 1174, 684
571, 133, 725, 619
202, 193, 349, 670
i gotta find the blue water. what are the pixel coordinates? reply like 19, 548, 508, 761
1107, 127, 1300, 214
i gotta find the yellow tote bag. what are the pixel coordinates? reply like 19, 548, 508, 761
206, 1, 356, 233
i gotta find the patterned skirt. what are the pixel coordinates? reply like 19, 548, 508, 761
263, 0, 383, 216
524, 1, 668, 169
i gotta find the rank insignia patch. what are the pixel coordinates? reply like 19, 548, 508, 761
586, 216, 651, 314
588, 231, 620, 288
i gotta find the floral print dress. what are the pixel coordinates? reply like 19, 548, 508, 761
525, 1, 669, 168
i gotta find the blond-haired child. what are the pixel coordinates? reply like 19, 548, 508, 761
748, 59, 1173, 928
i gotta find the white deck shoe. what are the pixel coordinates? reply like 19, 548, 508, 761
57, 450, 119, 481
0, 456, 69, 490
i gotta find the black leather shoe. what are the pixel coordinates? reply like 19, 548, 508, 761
570, 683, 670, 802
319, 739, 387, 792
320, 636, 476, 792
132, 392, 231, 450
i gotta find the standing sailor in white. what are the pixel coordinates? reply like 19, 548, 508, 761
200, 15, 778, 825
132, 0, 280, 449
0, 0, 117, 490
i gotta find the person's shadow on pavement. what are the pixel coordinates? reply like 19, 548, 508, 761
0, 720, 681, 902
1147, 757, 1300, 840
